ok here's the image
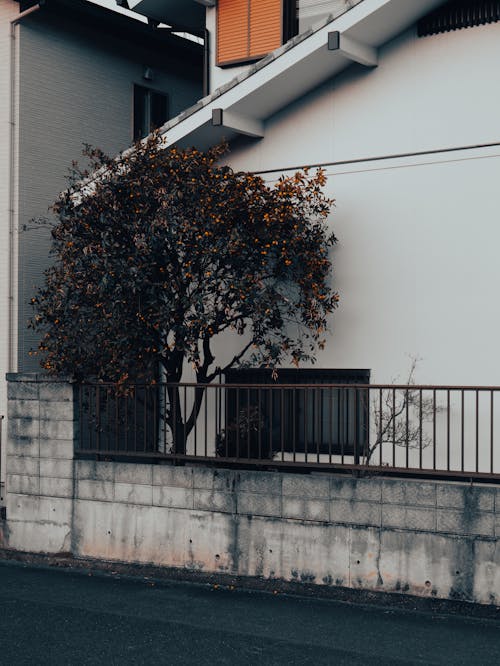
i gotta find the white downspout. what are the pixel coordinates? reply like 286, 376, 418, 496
8, 3, 43, 374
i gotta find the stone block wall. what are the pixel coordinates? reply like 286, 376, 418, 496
4, 375, 500, 605
69, 463, 500, 604
4, 374, 75, 553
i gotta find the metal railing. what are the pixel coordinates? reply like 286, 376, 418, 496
76, 382, 500, 481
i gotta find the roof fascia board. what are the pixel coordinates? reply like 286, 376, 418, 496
76, 0, 446, 195
158, 0, 445, 148
161, 0, 391, 148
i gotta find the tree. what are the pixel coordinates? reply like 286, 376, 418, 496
362, 358, 437, 466
30, 132, 338, 453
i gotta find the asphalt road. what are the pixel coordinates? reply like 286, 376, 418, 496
0, 561, 499, 665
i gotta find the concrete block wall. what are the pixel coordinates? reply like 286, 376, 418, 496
71, 464, 500, 603
4, 374, 75, 553
4, 375, 500, 605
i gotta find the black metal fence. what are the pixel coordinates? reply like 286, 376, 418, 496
76, 382, 500, 481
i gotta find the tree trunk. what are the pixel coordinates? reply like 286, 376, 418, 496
167, 384, 187, 455
167, 383, 208, 456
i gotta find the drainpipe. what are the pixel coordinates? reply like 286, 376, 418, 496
203, 28, 210, 97
8, 2, 43, 373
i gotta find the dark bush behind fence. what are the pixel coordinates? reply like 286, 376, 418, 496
76, 382, 500, 481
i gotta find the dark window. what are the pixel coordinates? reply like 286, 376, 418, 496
283, 0, 299, 43
221, 368, 370, 460
418, 0, 500, 37
133, 85, 168, 141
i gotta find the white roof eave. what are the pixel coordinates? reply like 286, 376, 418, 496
157, 0, 445, 150
126, 0, 205, 30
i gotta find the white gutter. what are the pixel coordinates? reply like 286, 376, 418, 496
8, 3, 43, 373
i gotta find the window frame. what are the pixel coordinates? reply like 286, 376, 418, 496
132, 83, 169, 142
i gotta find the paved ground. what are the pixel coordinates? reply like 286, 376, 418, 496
0, 561, 499, 665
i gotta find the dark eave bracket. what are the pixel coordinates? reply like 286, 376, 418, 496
328, 31, 378, 67
211, 108, 264, 138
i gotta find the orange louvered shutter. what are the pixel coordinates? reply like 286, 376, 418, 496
217, 0, 249, 65
249, 0, 282, 59
217, 0, 283, 66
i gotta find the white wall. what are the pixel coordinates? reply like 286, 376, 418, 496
297, 0, 364, 32
223, 22, 500, 386
206, 6, 251, 93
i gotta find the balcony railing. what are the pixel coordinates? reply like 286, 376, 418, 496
76, 382, 500, 481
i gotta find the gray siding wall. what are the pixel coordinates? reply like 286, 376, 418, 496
17, 13, 202, 371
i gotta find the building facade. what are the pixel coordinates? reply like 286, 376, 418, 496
124, 0, 500, 387
0, 0, 203, 431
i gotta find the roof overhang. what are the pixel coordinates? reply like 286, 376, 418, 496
15, 0, 203, 69
159, 0, 445, 150
124, 0, 206, 32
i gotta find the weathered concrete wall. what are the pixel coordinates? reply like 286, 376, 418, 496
4, 374, 75, 553
4, 375, 500, 605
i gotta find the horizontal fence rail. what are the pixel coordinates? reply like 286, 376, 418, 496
76, 382, 500, 480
